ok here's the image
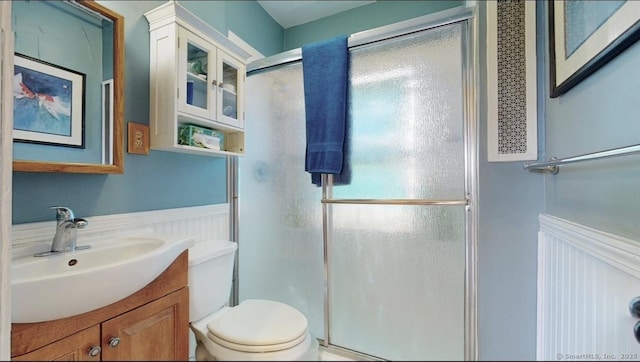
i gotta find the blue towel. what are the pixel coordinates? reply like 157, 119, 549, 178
302, 35, 350, 186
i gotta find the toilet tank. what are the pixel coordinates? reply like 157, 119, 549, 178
188, 240, 238, 322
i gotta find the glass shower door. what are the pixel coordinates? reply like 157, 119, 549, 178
239, 63, 326, 341
240, 21, 468, 361
326, 23, 466, 360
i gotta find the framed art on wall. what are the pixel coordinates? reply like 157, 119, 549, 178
549, 0, 640, 97
13, 53, 85, 147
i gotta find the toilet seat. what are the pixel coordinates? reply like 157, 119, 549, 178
206, 299, 308, 353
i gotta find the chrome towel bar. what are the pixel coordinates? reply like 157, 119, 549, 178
321, 199, 468, 206
524, 143, 640, 173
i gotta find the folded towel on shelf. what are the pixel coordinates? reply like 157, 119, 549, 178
302, 34, 350, 186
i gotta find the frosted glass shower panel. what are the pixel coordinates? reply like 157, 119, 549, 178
239, 63, 325, 341
336, 23, 464, 200
328, 204, 466, 361
241, 20, 468, 361
328, 23, 467, 360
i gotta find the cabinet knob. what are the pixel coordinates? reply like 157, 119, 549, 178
108, 336, 121, 348
212, 80, 218, 86
88, 345, 101, 357
218, 82, 224, 88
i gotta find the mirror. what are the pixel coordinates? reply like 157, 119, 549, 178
11, 0, 124, 174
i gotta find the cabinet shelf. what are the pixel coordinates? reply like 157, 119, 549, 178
187, 71, 208, 82
176, 114, 244, 156
163, 144, 243, 157
177, 114, 241, 133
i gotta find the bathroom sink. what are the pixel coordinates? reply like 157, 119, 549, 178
11, 234, 195, 323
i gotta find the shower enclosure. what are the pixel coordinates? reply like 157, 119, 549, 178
236, 9, 476, 361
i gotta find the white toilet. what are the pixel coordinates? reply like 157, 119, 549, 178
188, 240, 319, 361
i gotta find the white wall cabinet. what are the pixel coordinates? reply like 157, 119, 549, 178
145, 2, 251, 157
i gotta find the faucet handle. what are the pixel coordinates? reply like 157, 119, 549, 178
73, 218, 89, 229
50, 206, 75, 222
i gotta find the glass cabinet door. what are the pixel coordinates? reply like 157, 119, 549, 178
178, 27, 216, 120
217, 50, 244, 129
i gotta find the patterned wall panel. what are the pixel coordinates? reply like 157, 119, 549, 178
486, 0, 537, 161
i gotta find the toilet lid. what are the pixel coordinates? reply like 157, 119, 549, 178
207, 299, 308, 353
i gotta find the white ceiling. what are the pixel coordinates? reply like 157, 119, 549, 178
257, 1, 375, 29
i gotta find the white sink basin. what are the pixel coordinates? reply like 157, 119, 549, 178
11, 234, 195, 323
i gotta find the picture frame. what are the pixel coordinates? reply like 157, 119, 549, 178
549, 1, 640, 98
13, 53, 85, 147
127, 122, 150, 155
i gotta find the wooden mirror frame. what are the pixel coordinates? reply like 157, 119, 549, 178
13, 0, 124, 174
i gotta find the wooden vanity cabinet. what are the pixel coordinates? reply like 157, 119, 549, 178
101, 288, 188, 360
12, 325, 101, 361
11, 252, 190, 361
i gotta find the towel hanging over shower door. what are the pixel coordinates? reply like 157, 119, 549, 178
302, 35, 350, 186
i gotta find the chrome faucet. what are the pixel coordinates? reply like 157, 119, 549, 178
49, 206, 89, 253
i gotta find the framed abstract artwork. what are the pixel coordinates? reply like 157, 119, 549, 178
13, 53, 85, 147
549, 1, 640, 97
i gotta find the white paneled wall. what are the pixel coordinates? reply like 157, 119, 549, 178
12, 204, 230, 256
538, 214, 640, 361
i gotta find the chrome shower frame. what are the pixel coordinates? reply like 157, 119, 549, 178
231, 5, 479, 360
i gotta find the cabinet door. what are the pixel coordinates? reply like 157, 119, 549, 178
101, 288, 189, 361
178, 27, 217, 121
12, 325, 101, 361
216, 50, 245, 129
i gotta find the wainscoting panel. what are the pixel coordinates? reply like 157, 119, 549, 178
538, 214, 640, 360
12, 204, 230, 256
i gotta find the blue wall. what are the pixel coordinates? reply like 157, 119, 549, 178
476, 0, 640, 359
542, 3, 640, 242
12, 0, 282, 224
476, 2, 544, 360
283, 0, 462, 50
